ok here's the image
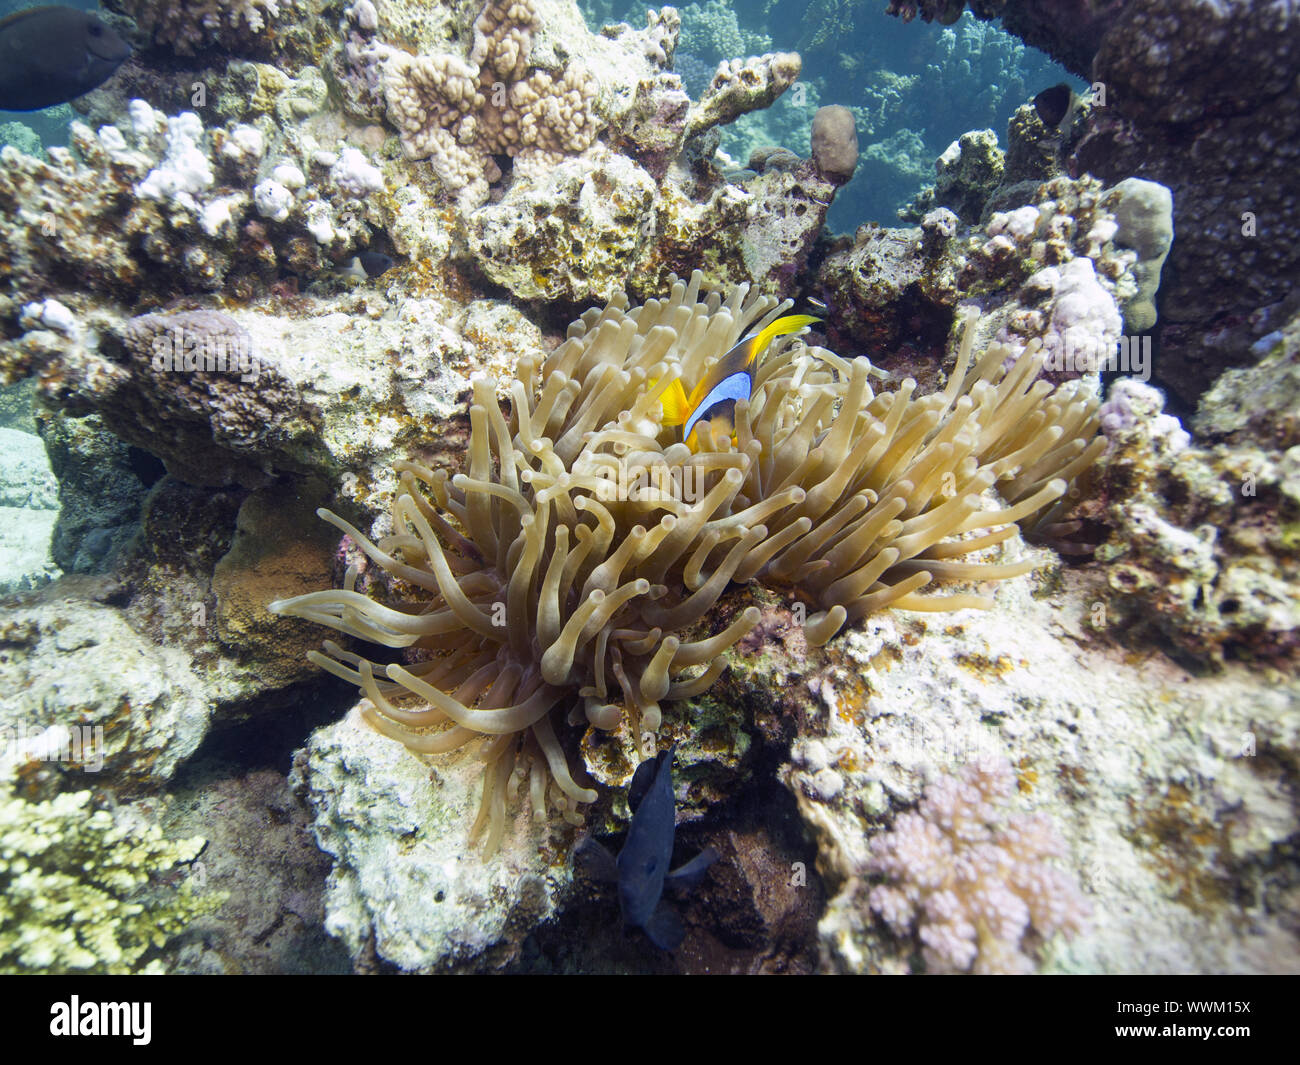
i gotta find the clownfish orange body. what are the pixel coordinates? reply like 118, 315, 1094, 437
660, 314, 819, 450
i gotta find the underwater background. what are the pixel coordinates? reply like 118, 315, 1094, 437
0, 0, 1296, 974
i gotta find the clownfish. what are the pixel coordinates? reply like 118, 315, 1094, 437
661, 314, 820, 450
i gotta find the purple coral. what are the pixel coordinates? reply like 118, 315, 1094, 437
866, 757, 1090, 973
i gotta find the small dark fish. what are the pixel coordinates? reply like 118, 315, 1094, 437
338, 251, 395, 281
0, 6, 131, 112
357, 250, 395, 278
1032, 83, 1075, 131
577, 744, 718, 950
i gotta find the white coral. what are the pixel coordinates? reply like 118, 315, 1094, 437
253, 179, 294, 222
20, 299, 77, 337
135, 112, 214, 212
330, 148, 384, 199
866, 758, 1090, 973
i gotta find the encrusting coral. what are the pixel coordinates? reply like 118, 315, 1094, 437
270, 272, 1105, 851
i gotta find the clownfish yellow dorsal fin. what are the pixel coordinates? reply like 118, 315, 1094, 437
683, 314, 821, 412
748, 314, 821, 368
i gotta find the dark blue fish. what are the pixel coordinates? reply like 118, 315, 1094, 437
338, 251, 396, 280
0, 6, 131, 112
357, 250, 395, 278
577, 744, 718, 950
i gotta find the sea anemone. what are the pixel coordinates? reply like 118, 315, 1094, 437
270, 272, 1103, 850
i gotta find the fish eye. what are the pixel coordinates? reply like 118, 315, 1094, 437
644, 860, 657, 875
89, 23, 102, 35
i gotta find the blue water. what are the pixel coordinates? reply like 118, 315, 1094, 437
581, 0, 1078, 228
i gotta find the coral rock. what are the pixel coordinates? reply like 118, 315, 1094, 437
810, 105, 859, 186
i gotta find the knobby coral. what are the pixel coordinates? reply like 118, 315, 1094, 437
382, 0, 602, 206
866, 757, 1091, 973
271, 272, 1103, 850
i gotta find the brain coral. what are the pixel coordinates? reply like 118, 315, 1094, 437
271, 273, 1103, 850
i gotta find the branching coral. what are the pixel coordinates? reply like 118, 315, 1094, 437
0, 99, 376, 312
270, 272, 1103, 849
683, 52, 802, 140
0, 774, 222, 973
865, 757, 1090, 973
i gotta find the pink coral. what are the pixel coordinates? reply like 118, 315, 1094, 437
866, 757, 1090, 973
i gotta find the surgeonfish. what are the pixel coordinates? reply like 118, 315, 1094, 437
576, 745, 718, 951
661, 313, 819, 450
0, 6, 131, 112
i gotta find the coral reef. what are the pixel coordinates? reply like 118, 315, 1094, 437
0, 0, 829, 322
905, 0, 1300, 406
863, 757, 1089, 973
0, 101, 380, 311
818, 173, 1136, 366
467, 147, 658, 302
0, 0, 1291, 979
679, 0, 772, 62
107, 0, 292, 56
909, 128, 1004, 225
381, 0, 604, 207
1089, 310, 1300, 667
773, 551, 1299, 974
